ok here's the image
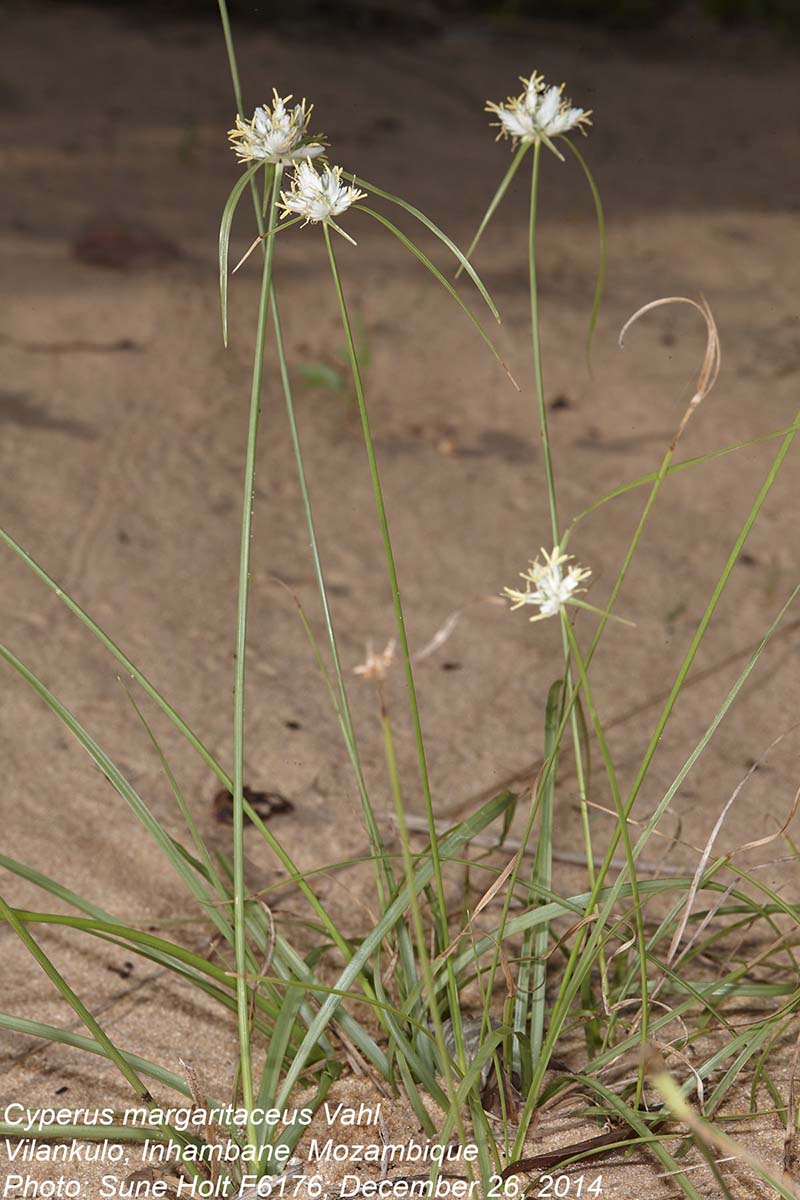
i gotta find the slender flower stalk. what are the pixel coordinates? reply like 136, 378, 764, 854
520, 139, 581, 1076
525, 133, 601, 933
231, 163, 282, 1148
321, 222, 474, 1150
320, 225, 446, 931
527, 144, 559, 542
471, 81, 598, 1086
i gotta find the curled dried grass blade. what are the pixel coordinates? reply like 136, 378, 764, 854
735, 779, 800, 856
619, 295, 721, 449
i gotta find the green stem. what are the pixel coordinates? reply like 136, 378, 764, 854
527, 138, 597, 1066
529, 141, 559, 545
322, 221, 469, 1099
525, 681, 559, 1073
321, 224, 447, 943
232, 163, 281, 1146
270, 288, 393, 914
217, 0, 245, 115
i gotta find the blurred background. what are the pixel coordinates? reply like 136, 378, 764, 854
44, 0, 800, 37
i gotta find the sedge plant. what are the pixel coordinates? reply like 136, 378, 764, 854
1, 16, 799, 1200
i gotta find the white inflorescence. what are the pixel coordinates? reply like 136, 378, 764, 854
228, 90, 326, 164
504, 545, 591, 621
486, 71, 591, 150
279, 162, 366, 226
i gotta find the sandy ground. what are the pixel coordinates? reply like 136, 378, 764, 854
1, 4, 800, 1198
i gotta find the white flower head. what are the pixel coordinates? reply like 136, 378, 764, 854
279, 162, 366, 242
486, 71, 591, 157
503, 545, 591, 622
353, 639, 396, 683
228, 89, 326, 164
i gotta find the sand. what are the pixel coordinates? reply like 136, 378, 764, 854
2, 5, 799, 1197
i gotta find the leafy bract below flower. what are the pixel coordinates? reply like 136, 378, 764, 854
279, 162, 366, 242
228, 89, 325, 165
487, 71, 591, 155
504, 545, 591, 622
